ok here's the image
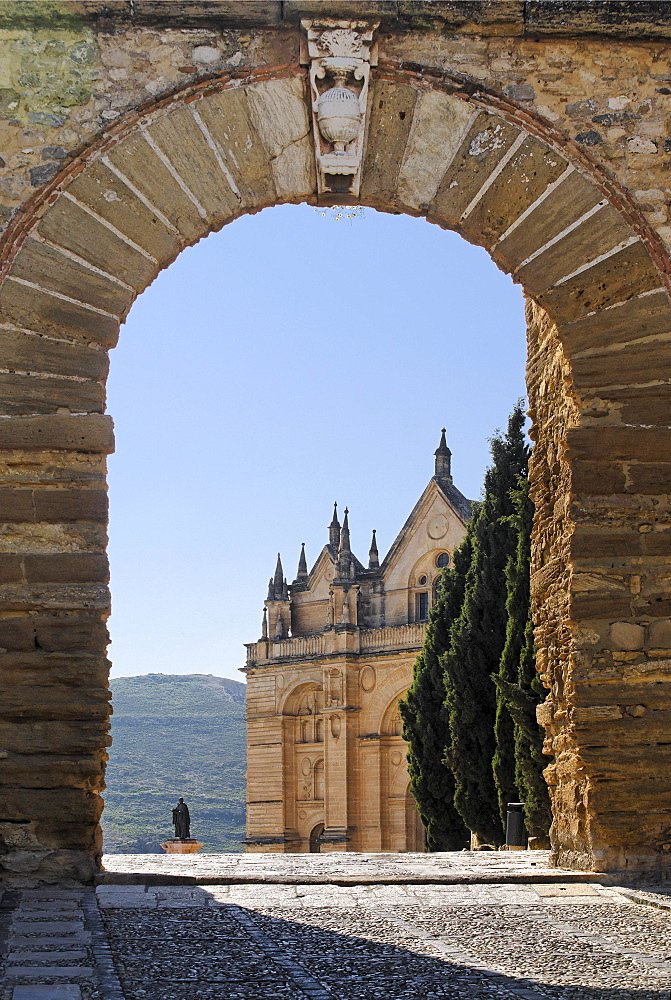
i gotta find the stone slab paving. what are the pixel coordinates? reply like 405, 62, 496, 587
97, 872, 671, 1000
6, 856, 671, 999
0, 888, 124, 1000
98, 851, 599, 886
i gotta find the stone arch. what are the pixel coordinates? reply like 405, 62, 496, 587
361, 668, 410, 734
278, 677, 323, 718
1, 55, 670, 879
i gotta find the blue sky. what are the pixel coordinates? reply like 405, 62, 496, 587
106, 204, 525, 682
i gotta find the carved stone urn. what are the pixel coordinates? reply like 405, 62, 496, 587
317, 73, 361, 153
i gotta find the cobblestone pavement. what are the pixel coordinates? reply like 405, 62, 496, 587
0, 887, 122, 1000
97, 881, 671, 1000
3, 856, 671, 999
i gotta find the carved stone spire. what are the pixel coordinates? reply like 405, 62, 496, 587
273, 552, 284, 594
261, 606, 268, 640
274, 610, 284, 640
337, 507, 353, 578
329, 502, 341, 550
368, 528, 379, 569
434, 428, 452, 481
297, 542, 308, 580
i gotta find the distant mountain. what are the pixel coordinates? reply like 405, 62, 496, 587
102, 673, 246, 854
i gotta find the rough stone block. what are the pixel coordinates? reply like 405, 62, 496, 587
0, 720, 111, 755
431, 112, 522, 228
34, 489, 108, 523
106, 130, 206, 244
0, 415, 114, 453
38, 196, 157, 290
560, 290, 671, 354
130, 1, 282, 26
617, 387, 671, 428
539, 241, 661, 324
196, 88, 275, 209
31, 818, 102, 852
0, 683, 111, 722
361, 79, 419, 203
627, 463, 671, 494
0, 555, 23, 584
466, 135, 568, 247
0, 330, 109, 381
146, 107, 240, 226
0, 373, 104, 417
572, 342, 671, 392
567, 426, 671, 463
494, 169, 602, 273
68, 158, 182, 267
0, 788, 103, 825
0, 617, 34, 650
34, 616, 108, 652
0, 583, 111, 616
572, 460, 626, 495
397, 90, 474, 211
9, 238, 133, 318
246, 78, 314, 201
518, 204, 633, 295
0, 650, 109, 689
24, 554, 109, 585
572, 592, 633, 618
0, 754, 105, 790
0, 279, 119, 348
647, 619, 671, 647
571, 530, 642, 559
609, 622, 645, 650
589, 777, 671, 814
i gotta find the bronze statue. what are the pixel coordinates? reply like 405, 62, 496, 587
171, 797, 191, 840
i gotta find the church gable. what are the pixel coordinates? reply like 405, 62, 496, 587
303, 546, 336, 602
289, 545, 335, 636
382, 480, 465, 596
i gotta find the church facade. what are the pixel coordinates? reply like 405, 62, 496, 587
243, 433, 471, 853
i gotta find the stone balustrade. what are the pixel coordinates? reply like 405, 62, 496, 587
245, 622, 427, 665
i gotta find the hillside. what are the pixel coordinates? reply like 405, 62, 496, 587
102, 673, 247, 854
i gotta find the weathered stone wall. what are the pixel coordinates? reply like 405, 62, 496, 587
1, 1, 671, 881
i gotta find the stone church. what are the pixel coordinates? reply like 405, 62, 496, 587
244, 433, 471, 853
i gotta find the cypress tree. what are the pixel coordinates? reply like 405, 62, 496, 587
443, 403, 529, 846
400, 537, 472, 851
493, 478, 552, 839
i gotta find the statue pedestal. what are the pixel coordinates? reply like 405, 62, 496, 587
161, 839, 203, 854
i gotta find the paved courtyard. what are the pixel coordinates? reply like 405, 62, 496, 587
1, 854, 671, 1000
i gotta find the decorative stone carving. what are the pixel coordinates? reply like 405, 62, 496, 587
301, 18, 379, 197
330, 714, 342, 739
360, 666, 376, 692
328, 667, 343, 705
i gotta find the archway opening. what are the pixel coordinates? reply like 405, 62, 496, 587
1, 62, 668, 879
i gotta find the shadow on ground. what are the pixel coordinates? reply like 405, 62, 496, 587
101, 898, 670, 1000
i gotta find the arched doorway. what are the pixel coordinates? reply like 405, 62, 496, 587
309, 823, 324, 854
1, 23, 669, 879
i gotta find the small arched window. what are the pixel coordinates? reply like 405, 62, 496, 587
436, 552, 450, 568
418, 574, 427, 586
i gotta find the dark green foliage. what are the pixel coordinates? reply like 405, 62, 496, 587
444, 404, 529, 846
493, 479, 552, 839
102, 674, 246, 854
400, 538, 472, 852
